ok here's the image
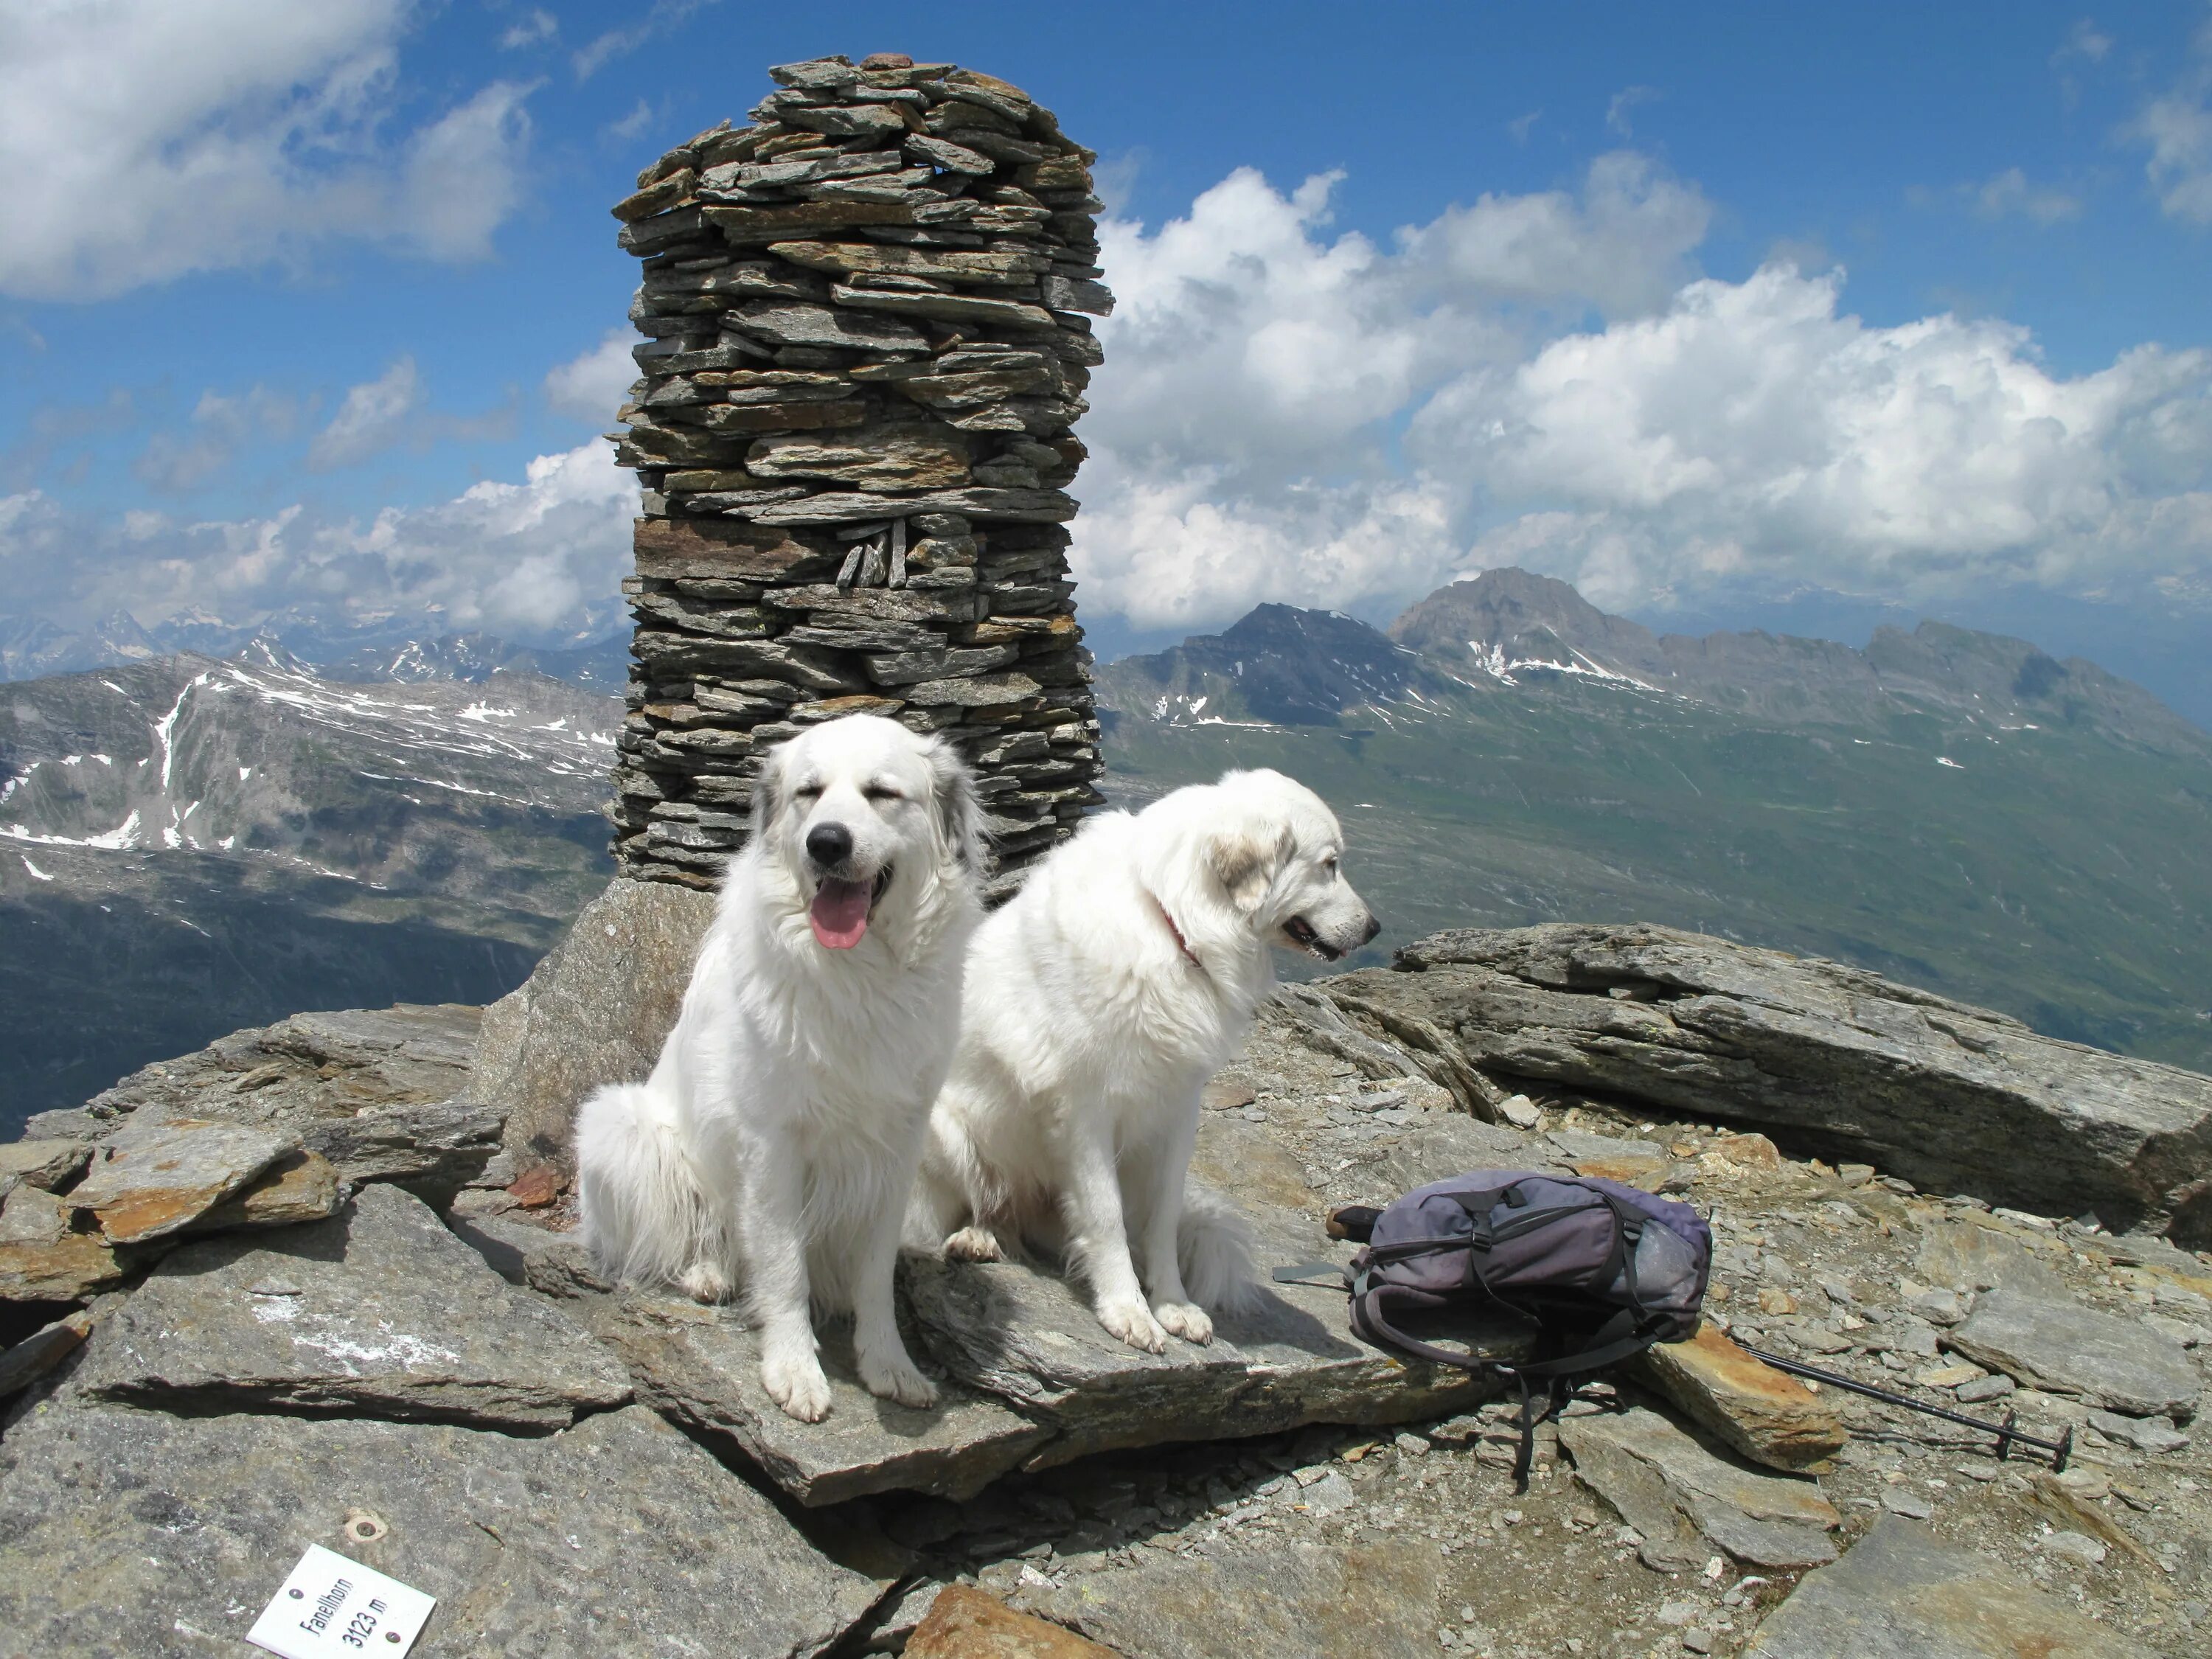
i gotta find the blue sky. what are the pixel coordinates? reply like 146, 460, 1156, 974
4, 1, 2211, 714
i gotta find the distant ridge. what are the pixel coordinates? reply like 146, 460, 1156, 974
1107, 568, 2207, 756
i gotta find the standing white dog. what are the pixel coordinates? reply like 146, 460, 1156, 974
915, 768, 1379, 1352
574, 714, 982, 1422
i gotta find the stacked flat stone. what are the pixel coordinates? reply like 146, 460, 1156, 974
605, 52, 1112, 891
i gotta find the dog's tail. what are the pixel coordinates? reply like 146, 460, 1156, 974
573, 1081, 720, 1290
1178, 1181, 1264, 1316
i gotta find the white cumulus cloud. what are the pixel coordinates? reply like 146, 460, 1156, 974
0, 0, 534, 300
1072, 161, 2212, 634
1, 442, 636, 646
545, 330, 639, 424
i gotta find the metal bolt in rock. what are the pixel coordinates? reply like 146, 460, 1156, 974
605, 52, 1111, 894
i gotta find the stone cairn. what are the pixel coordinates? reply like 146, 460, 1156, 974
605, 52, 1112, 891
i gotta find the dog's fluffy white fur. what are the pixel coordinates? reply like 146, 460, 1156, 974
574, 714, 982, 1422
915, 768, 1378, 1352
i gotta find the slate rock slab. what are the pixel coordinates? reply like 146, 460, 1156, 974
67, 1183, 632, 1430
903, 1208, 1502, 1472
1037, 1537, 1444, 1659
1627, 1324, 1847, 1472
582, 1289, 1049, 1505
1745, 1514, 2139, 1658
0, 1402, 883, 1659
1560, 1407, 1840, 1570
66, 1116, 292, 1243
25, 1004, 498, 1203
1913, 1216, 2065, 1295
1944, 1286, 2202, 1418
1331, 923, 2212, 1242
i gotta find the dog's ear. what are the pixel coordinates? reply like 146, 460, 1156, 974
925, 737, 986, 872
1208, 821, 1293, 914
752, 737, 792, 839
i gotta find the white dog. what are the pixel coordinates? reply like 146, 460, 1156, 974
914, 768, 1379, 1352
574, 714, 983, 1422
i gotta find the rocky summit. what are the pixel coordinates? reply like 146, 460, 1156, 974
3, 884, 2208, 1655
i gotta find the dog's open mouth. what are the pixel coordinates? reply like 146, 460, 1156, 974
808, 866, 893, 950
1284, 914, 1343, 961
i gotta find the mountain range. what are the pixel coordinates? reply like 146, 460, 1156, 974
0, 609, 630, 688
1, 648, 618, 1127
1096, 569, 2212, 1074
4, 568, 2206, 1131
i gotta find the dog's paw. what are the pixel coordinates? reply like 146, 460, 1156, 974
1154, 1301, 1214, 1345
858, 1346, 941, 1410
1096, 1295, 1169, 1354
943, 1225, 1005, 1262
678, 1262, 731, 1304
760, 1351, 833, 1422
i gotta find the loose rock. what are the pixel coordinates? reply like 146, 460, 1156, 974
1944, 1286, 2202, 1418
1627, 1324, 1847, 1472
1745, 1515, 2138, 1657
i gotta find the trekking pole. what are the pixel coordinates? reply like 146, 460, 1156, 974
1736, 1344, 2072, 1472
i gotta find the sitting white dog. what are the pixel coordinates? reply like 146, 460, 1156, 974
915, 768, 1379, 1352
574, 714, 982, 1422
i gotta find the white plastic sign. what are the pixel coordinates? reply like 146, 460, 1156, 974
246, 1543, 437, 1658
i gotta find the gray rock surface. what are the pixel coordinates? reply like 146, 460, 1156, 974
448, 1208, 611, 1298
1944, 1286, 2202, 1418
67, 1184, 632, 1429
1745, 1515, 2139, 1658
903, 1226, 1497, 1470
585, 1289, 1050, 1504
0, 1402, 884, 1658
468, 877, 714, 1169
1038, 1538, 1445, 1659
1559, 1407, 1840, 1570
26, 1003, 498, 1203
1329, 923, 2212, 1242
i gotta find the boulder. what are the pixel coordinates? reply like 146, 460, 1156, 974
66, 1184, 633, 1430
1745, 1515, 2139, 1658
1328, 924, 2212, 1243
1942, 1286, 2203, 1419
0, 1402, 883, 1658
469, 877, 715, 1170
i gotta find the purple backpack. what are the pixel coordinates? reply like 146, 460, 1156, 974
1282, 1170, 1711, 1484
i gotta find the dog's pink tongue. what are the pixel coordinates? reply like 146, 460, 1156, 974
808, 877, 872, 949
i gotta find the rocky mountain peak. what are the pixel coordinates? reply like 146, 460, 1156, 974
1390, 568, 1670, 686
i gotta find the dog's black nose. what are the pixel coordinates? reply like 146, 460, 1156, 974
806, 822, 854, 866
1360, 912, 1382, 945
